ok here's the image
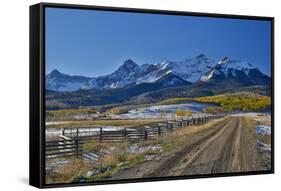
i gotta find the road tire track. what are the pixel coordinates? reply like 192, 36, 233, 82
147, 118, 235, 177
107, 116, 265, 180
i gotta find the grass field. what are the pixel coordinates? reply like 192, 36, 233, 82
46, 92, 271, 125
46, 119, 165, 128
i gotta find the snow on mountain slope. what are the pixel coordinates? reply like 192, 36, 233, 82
162, 54, 214, 82
217, 57, 255, 76
200, 70, 215, 82
200, 57, 266, 83
46, 70, 91, 91
46, 55, 270, 92
136, 54, 214, 84
81, 59, 141, 90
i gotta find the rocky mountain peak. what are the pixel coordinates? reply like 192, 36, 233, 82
194, 53, 208, 60
48, 69, 64, 77
120, 59, 139, 70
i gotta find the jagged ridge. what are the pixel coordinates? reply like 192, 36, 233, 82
46, 55, 270, 92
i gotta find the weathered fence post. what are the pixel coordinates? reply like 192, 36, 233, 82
144, 129, 148, 140
158, 125, 161, 135
75, 139, 79, 156
99, 127, 103, 142
123, 128, 127, 140
76, 128, 79, 138
170, 122, 174, 130
62, 128, 65, 136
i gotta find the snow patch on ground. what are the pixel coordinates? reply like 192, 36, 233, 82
112, 102, 215, 119
256, 125, 271, 135
128, 144, 162, 154
256, 140, 271, 153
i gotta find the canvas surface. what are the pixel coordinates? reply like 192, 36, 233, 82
43, 6, 273, 185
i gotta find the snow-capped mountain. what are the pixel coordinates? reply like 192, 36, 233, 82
200, 57, 271, 85
134, 54, 214, 84
81, 54, 214, 90
46, 69, 91, 91
46, 54, 270, 92
81, 59, 141, 90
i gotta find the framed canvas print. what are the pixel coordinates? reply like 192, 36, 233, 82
29, 2, 274, 188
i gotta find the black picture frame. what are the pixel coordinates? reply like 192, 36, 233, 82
30, 2, 274, 188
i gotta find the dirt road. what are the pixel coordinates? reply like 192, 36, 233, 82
108, 116, 267, 179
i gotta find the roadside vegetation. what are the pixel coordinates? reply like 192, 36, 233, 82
244, 115, 271, 169
251, 115, 272, 145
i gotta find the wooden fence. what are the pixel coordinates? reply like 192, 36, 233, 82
46, 115, 225, 159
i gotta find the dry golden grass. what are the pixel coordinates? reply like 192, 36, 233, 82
258, 134, 271, 145
82, 141, 104, 152
47, 119, 165, 128
176, 117, 227, 136
46, 158, 92, 184
100, 142, 129, 167
253, 115, 271, 126
102, 154, 119, 167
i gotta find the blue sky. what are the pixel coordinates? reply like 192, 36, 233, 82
45, 7, 271, 77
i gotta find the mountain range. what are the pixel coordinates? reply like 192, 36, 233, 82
46, 54, 270, 92
45, 54, 271, 109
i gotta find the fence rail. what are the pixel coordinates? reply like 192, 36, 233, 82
46, 115, 225, 159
